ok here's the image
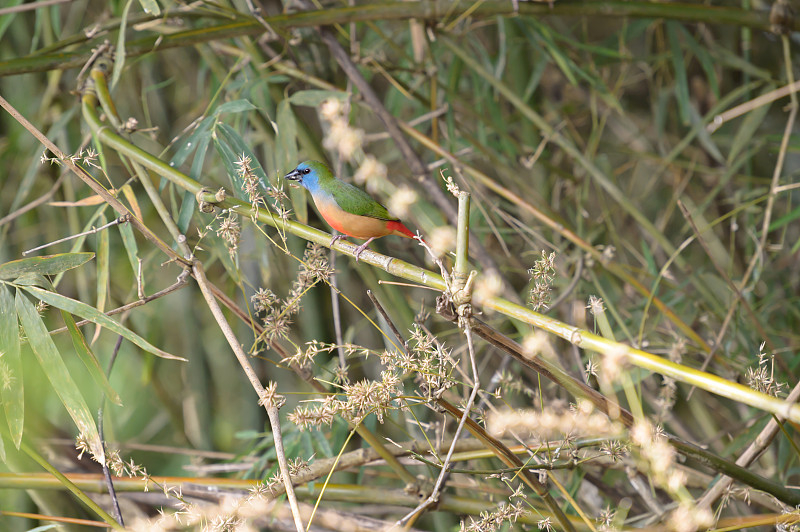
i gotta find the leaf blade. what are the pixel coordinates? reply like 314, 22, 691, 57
0, 284, 23, 449
15, 290, 104, 461
0, 253, 95, 281
21, 286, 186, 362
61, 310, 122, 406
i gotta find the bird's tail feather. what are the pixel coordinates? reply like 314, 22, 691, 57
386, 220, 424, 242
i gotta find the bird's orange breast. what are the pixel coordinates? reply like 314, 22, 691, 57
315, 198, 394, 240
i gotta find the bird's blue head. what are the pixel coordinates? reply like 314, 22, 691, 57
284, 160, 332, 193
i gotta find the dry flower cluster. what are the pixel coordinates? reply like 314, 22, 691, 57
251, 243, 334, 345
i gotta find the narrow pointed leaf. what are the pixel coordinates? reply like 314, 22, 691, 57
62, 310, 122, 406
138, 0, 160, 15
666, 21, 690, 125
20, 286, 186, 362
10, 273, 52, 289
177, 128, 211, 233
96, 214, 109, 314
110, 0, 134, 91
118, 218, 140, 284
216, 122, 269, 196
15, 290, 104, 461
0, 253, 94, 281
213, 99, 257, 115
170, 115, 215, 169
213, 131, 243, 197
0, 284, 23, 449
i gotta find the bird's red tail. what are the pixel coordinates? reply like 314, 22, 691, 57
387, 220, 422, 241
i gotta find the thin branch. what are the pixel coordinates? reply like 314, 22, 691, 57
23, 216, 130, 256
98, 335, 125, 527
191, 261, 304, 532
0, 93, 189, 267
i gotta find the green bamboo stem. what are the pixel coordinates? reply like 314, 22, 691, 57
454, 192, 470, 280
80, 76, 800, 427
461, 316, 800, 506
0, 473, 590, 529
0, 1, 787, 77
399, 110, 710, 351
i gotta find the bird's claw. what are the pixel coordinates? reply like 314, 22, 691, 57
353, 243, 367, 262
353, 237, 375, 262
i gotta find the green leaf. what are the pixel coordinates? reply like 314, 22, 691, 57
61, 310, 122, 406
517, 19, 577, 86
0, 284, 23, 449
276, 99, 306, 222
0, 2, 23, 40
215, 122, 270, 199
96, 214, 109, 314
111, 0, 135, 91
0, 253, 94, 281
726, 89, 773, 166
15, 290, 104, 461
170, 115, 214, 169
677, 24, 719, 99
666, 21, 690, 126
213, 131, 243, 197
288, 90, 346, 107
11, 273, 53, 289
53, 206, 108, 287
118, 219, 140, 283
276, 99, 297, 174
177, 129, 212, 233
769, 201, 800, 232
214, 99, 257, 116
20, 286, 186, 362
138, 0, 160, 15
688, 105, 724, 164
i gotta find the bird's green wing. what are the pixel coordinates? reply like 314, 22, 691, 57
328, 179, 398, 221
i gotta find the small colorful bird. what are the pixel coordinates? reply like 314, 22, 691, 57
284, 160, 418, 261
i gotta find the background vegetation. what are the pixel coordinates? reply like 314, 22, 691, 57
0, 0, 799, 530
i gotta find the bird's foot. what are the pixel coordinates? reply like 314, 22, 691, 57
329, 234, 347, 247
353, 237, 376, 262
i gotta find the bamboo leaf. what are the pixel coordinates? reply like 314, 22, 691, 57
15, 290, 104, 461
213, 130, 244, 198
118, 218, 140, 284
177, 128, 211, 233
666, 21, 691, 125
0, 284, 23, 449
0, 253, 94, 281
214, 99, 257, 116
138, 0, 160, 15
20, 286, 186, 362
11, 273, 53, 289
676, 24, 719, 99
61, 310, 122, 406
216, 122, 270, 197
110, 0, 134, 90
276, 99, 306, 223
726, 89, 773, 166
120, 183, 143, 220
96, 214, 109, 314
170, 115, 215, 169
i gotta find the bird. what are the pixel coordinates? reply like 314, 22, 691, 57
284, 160, 419, 261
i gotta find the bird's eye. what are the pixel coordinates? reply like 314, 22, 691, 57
303, 168, 311, 174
